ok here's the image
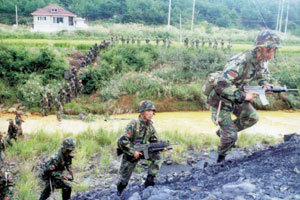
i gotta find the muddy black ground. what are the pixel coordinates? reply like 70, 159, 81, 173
72, 134, 300, 200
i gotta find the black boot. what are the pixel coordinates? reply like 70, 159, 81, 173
144, 175, 155, 188
217, 154, 226, 163
117, 182, 127, 196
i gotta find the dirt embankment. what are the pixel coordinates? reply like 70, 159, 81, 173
71, 133, 300, 200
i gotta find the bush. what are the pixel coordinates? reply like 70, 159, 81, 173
0, 44, 67, 86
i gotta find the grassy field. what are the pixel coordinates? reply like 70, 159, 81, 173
4, 128, 280, 199
2, 38, 300, 53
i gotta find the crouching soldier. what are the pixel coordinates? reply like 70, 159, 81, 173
39, 137, 76, 200
6, 120, 18, 146
0, 132, 6, 168
0, 167, 14, 200
116, 100, 167, 196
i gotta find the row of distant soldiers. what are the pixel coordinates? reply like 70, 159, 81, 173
40, 68, 83, 121
108, 35, 232, 50
184, 38, 232, 50
40, 40, 111, 121
77, 40, 110, 68
110, 35, 172, 47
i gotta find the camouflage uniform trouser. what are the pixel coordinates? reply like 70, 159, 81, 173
56, 110, 62, 121
39, 178, 71, 200
118, 152, 162, 186
42, 106, 48, 117
6, 136, 17, 146
210, 101, 259, 156
0, 151, 4, 168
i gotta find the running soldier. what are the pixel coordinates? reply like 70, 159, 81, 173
116, 100, 167, 196
207, 30, 280, 163
58, 88, 66, 105
65, 84, 72, 103
39, 137, 76, 200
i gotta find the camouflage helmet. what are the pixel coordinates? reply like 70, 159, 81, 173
61, 137, 76, 150
137, 100, 156, 113
255, 30, 280, 49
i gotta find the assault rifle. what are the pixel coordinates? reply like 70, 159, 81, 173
134, 141, 175, 160
243, 85, 299, 106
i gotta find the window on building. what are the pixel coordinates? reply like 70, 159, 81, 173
51, 8, 58, 12
53, 17, 64, 23
37, 16, 47, 21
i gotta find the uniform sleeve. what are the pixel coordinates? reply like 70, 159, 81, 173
149, 125, 159, 143
43, 155, 62, 179
214, 61, 246, 104
118, 120, 137, 157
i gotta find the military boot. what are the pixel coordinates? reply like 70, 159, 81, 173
117, 182, 127, 196
217, 154, 226, 163
144, 175, 155, 188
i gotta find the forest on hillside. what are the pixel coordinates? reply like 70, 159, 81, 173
1, 0, 300, 35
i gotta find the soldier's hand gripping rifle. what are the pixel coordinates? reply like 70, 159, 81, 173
243, 85, 299, 106
133, 141, 175, 160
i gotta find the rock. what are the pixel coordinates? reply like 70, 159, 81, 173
203, 194, 217, 200
284, 133, 300, 143
222, 182, 256, 195
226, 149, 247, 161
142, 187, 153, 199
148, 193, 172, 200
128, 192, 141, 200
109, 160, 120, 173
8, 107, 16, 113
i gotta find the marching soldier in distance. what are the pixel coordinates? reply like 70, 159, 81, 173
121, 35, 125, 45
54, 98, 63, 122
221, 39, 225, 49
156, 37, 160, 46
202, 38, 205, 47
145, 36, 150, 44
213, 39, 218, 49
209, 39, 212, 47
58, 88, 66, 105
132, 36, 135, 45
227, 40, 232, 52
184, 37, 189, 47
15, 111, 24, 138
40, 95, 48, 117
195, 39, 200, 49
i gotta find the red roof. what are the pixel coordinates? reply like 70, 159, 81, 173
31, 4, 76, 17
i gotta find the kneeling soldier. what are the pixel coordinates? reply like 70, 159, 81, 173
0, 167, 14, 200
39, 137, 76, 200
116, 100, 167, 196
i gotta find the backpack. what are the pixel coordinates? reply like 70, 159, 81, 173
202, 71, 222, 96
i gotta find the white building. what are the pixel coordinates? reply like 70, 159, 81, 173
31, 4, 88, 32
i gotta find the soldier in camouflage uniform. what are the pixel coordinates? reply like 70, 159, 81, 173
6, 120, 18, 146
58, 88, 66, 105
15, 111, 24, 138
0, 132, 6, 168
184, 37, 189, 47
156, 37, 160, 46
54, 98, 63, 122
77, 80, 83, 95
70, 79, 76, 98
132, 36, 135, 45
116, 100, 167, 196
40, 95, 48, 117
213, 39, 218, 49
209, 39, 212, 47
145, 36, 150, 44
121, 35, 125, 45
208, 30, 280, 162
66, 84, 72, 103
47, 91, 53, 111
167, 37, 171, 48
221, 39, 225, 49
202, 38, 205, 47
0, 167, 14, 200
195, 39, 200, 49
39, 137, 76, 200
162, 38, 167, 47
